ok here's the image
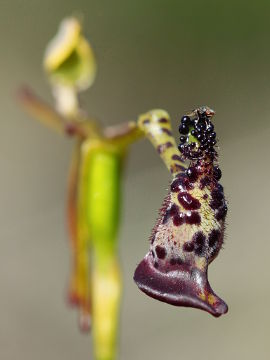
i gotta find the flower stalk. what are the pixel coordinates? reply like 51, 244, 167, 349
18, 16, 143, 360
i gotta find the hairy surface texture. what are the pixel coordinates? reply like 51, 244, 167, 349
134, 107, 228, 317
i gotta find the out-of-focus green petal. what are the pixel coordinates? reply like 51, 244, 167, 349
44, 17, 97, 92
44, 17, 81, 71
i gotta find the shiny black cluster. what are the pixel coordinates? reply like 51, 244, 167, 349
178, 110, 217, 160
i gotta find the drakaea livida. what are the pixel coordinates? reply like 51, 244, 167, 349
134, 107, 228, 317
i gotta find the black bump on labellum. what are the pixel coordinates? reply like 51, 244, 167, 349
186, 166, 198, 182
179, 124, 189, 135
213, 166, 222, 180
178, 143, 185, 153
181, 116, 190, 125
180, 136, 186, 143
155, 245, 167, 259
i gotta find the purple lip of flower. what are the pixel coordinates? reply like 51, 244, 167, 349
134, 253, 228, 317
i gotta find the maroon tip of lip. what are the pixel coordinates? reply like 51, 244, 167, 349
134, 253, 228, 317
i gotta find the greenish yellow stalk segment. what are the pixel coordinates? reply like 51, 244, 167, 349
138, 109, 187, 173
81, 139, 124, 360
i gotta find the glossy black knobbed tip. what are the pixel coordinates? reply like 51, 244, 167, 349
134, 253, 228, 317
178, 106, 218, 160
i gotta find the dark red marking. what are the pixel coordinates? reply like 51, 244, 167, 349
171, 174, 194, 192
185, 211, 201, 225
170, 164, 186, 173
172, 154, 183, 162
143, 119, 150, 124
159, 118, 169, 123
193, 231, 206, 256
161, 128, 172, 136
178, 192, 201, 210
173, 214, 184, 226
163, 203, 179, 224
210, 189, 224, 210
208, 229, 222, 259
155, 245, 167, 259
183, 242, 194, 252
215, 205, 228, 221
157, 142, 173, 154
208, 229, 221, 248
200, 176, 211, 189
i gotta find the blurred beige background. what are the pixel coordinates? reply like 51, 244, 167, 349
0, 0, 270, 359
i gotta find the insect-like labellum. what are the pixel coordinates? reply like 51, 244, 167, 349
134, 107, 228, 317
